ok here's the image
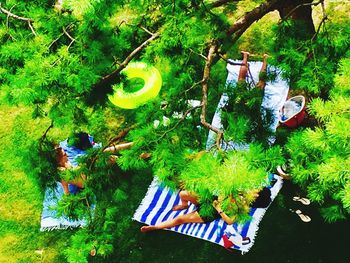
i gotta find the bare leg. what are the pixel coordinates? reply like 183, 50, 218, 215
257, 53, 269, 89
238, 51, 250, 82
172, 190, 199, 211
61, 180, 70, 195
140, 211, 204, 232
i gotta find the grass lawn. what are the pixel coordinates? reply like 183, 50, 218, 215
0, 105, 69, 262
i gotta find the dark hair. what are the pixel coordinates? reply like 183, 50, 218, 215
251, 187, 271, 208
69, 132, 92, 150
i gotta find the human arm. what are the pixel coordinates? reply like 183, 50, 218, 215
103, 142, 134, 152
61, 180, 70, 195
213, 200, 236, 225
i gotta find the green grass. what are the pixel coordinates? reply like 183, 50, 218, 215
0, 105, 69, 262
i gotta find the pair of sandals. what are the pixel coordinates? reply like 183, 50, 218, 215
290, 196, 311, 223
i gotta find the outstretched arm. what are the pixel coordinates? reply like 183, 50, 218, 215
213, 200, 236, 225
103, 142, 134, 152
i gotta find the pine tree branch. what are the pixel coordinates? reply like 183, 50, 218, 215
208, 0, 240, 9
93, 31, 160, 90
63, 26, 76, 50
311, 1, 327, 41
39, 121, 54, 151
180, 80, 204, 96
105, 126, 136, 148
0, 3, 36, 35
189, 48, 207, 60
226, 0, 279, 42
158, 105, 202, 141
200, 43, 223, 149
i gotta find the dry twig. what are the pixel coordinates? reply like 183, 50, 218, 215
0, 3, 36, 35
94, 31, 159, 90
199, 43, 224, 149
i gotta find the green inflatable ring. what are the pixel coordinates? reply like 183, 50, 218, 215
108, 62, 162, 109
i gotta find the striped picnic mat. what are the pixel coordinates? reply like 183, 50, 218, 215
133, 175, 283, 253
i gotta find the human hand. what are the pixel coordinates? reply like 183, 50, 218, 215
212, 200, 221, 210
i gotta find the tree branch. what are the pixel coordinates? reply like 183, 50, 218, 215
0, 3, 36, 35
280, 0, 323, 22
200, 43, 223, 148
63, 26, 76, 50
39, 121, 54, 151
208, 0, 240, 9
226, 0, 279, 42
93, 31, 160, 90
311, 0, 327, 41
158, 105, 202, 141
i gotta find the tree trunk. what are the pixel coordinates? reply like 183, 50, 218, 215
277, 0, 316, 38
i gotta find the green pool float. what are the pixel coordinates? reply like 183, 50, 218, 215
109, 62, 162, 109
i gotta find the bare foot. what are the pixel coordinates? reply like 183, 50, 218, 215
140, 226, 156, 232
172, 204, 189, 211
263, 53, 270, 60
241, 50, 250, 56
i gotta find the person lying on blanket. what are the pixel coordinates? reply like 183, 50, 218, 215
56, 132, 135, 194
55, 132, 93, 194
140, 187, 271, 232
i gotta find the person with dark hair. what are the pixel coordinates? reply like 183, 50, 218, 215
55, 132, 96, 194
251, 187, 271, 208
68, 132, 93, 151
140, 187, 271, 232
56, 132, 133, 194
55, 146, 85, 194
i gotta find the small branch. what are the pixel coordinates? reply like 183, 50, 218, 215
27, 21, 36, 36
104, 125, 136, 148
208, 0, 240, 9
63, 26, 76, 50
139, 26, 155, 36
158, 105, 202, 141
280, 0, 323, 22
189, 48, 207, 60
39, 121, 54, 151
180, 80, 204, 96
200, 43, 224, 148
0, 3, 36, 35
226, 0, 279, 42
0, 4, 33, 22
117, 21, 155, 36
94, 31, 160, 90
6, 5, 16, 30
311, 15, 327, 42
48, 33, 64, 49
311, 1, 327, 41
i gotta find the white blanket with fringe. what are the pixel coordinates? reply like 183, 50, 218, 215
133, 175, 283, 253
206, 60, 289, 149
40, 137, 100, 231
40, 182, 90, 231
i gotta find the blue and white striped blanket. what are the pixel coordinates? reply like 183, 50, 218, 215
133, 60, 288, 252
133, 175, 283, 253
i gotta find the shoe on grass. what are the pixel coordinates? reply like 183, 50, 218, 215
290, 209, 311, 223
292, 196, 311, 205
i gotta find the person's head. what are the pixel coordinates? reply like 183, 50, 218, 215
251, 187, 271, 208
55, 146, 68, 168
68, 132, 92, 150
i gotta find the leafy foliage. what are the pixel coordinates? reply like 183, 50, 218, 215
286, 55, 350, 221
1, 0, 350, 261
